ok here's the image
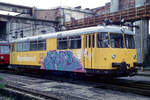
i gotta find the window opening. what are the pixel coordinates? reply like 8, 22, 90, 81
69, 36, 81, 49
57, 38, 67, 49
37, 40, 46, 50
110, 33, 124, 48
124, 35, 135, 49
97, 32, 109, 48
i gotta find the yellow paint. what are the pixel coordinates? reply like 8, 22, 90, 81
10, 33, 137, 71
92, 48, 137, 69
46, 38, 57, 51
81, 35, 85, 67
10, 51, 47, 66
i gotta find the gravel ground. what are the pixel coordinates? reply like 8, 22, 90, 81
0, 73, 150, 100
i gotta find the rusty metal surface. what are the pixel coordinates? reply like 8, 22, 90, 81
65, 4, 150, 30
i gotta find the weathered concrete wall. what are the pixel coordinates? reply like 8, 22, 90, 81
135, 0, 149, 63
34, 9, 60, 21
34, 7, 94, 31
8, 22, 56, 41
62, 8, 93, 22
136, 0, 146, 7
119, 0, 135, 10
59, 7, 94, 30
0, 2, 33, 15
92, 3, 110, 15
110, 0, 119, 12
135, 20, 149, 63
0, 21, 6, 40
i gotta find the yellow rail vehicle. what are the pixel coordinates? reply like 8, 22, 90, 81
10, 25, 138, 77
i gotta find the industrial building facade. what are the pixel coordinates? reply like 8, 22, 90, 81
34, 7, 94, 31
1, 0, 149, 41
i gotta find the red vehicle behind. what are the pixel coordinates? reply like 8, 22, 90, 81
0, 41, 9, 67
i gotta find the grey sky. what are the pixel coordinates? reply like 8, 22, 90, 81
0, 0, 110, 9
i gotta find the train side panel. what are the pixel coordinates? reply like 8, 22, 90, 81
47, 38, 57, 51
9, 25, 138, 77
0, 54, 9, 65
10, 34, 137, 74
93, 48, 137, 69
42, 38, 85, 72
10, 51, 47, 67
0, 43, 10, 66
10, 38, 85, 72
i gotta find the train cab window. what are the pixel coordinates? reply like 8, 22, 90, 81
110, 33, 124, 48
97, 32, 109, 48
30, 41, 37, 51
69, 36, 81, 49
124, 35, 135, 49
57, 38, 67, 50
23, 42, 30, 51
37, 40, 46, 50
16, 43, 23, 52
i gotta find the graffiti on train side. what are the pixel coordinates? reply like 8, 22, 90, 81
41, 50, 85, 72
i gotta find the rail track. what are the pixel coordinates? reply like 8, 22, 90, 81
0, 69, 150, 100
93, 79, 150, 97
0, 69, 61, 100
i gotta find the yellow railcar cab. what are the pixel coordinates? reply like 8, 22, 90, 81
10, 25, 138, 77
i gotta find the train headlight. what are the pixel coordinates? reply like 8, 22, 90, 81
112, 54, 116, 59
133, 55, 136, 59
0, 56, 4, 59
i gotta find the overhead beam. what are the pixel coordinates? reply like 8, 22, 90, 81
0, 2, 33, 15
0, 14, 58, 25
65, 4, 150, 30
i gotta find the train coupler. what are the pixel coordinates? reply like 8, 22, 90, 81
112, 62, 130, 71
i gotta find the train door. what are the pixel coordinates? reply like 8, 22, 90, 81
94, 32, 110, 69
91, 34, 96, 69
84, 34, 95, 69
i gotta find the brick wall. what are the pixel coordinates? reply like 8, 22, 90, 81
93, 3, 110, 15
34, 9, 61, 21
146, 0, 150, 4
119, 0, 135, 10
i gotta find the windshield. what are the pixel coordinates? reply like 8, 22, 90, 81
124, 35, 135, 49
0, 45, 9, 54
97, 32, 109, 48
110, 34, 124, 48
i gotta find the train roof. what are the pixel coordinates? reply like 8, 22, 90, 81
10, 25, 135, 43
